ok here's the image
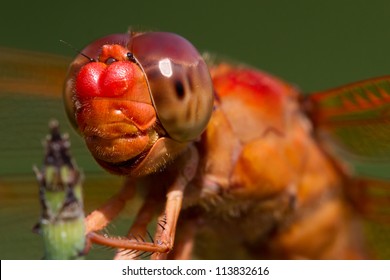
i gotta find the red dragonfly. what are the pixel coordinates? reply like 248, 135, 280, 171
1, 31, 390, 259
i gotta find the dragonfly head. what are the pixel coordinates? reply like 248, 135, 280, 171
64, 32, 213, 176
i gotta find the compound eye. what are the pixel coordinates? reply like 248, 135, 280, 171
129, 32, 214, 142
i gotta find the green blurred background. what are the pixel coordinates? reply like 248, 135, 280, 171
1, 0, 390, 259
2, 0, 390, 90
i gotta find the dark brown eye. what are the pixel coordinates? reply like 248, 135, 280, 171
128, 32, 214, 142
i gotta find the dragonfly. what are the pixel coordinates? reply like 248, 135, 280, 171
0, 30, 390, 260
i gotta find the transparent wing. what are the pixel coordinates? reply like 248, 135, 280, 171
0, 47, 70, 97
306, 77, 390, 226
307, 76, 390, 160
347, 178, 390, 223
0, 47, 69, 177
0, 47, 105, 177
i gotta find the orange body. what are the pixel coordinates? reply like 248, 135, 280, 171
168, 63, 367, 259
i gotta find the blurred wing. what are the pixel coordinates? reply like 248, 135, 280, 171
0, 47, 101, 178
306, 77, 390, 223
347, 177, 390, 223
0, 47, 70, 178
0, 47, 70, 97
0, 47, 129, 259
307, 76, 390, 162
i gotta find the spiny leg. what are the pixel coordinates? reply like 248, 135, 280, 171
87, 175, 185, 253
152, 145, 200, 259
151, 211, 169, 260
167, 217, 198, 260
85, 177, 136, 233
88, 169, 188, 253
87, 145, 199, 256
114, 190, 163, 260
152, 174, 191, 260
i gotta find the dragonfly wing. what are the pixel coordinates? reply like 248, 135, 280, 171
0, 48, 122, 259
306, 77, 390, 223
347, 177, 390, 223
306, 76, 390, 175
0, 48, 101, 178
0, 47, 70, 98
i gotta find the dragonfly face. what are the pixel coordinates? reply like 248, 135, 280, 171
64, 32, 213, 176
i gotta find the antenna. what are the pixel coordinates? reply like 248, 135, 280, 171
59, 39, 95, 62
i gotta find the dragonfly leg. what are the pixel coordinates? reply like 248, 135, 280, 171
150, 211, 170, 260
152, 145, 199, 259
166, 217, 198, 260
88, 145, 199, 257
85, 178, 136, 233
114, 190, 163, 260
87, 174, 187, 254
